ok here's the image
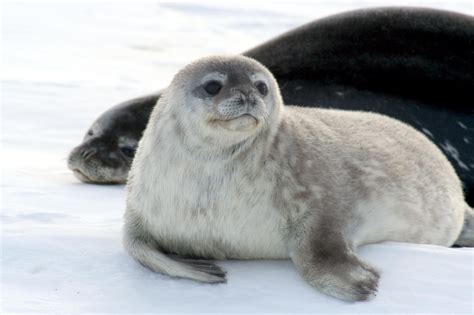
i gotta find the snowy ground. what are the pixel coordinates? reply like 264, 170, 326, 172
2, 0, 473, 313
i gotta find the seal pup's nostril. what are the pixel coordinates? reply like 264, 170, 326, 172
230, 89, 247, 106
231, 87, 258, 107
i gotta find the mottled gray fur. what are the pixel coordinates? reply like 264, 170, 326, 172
123, 55, 472, 301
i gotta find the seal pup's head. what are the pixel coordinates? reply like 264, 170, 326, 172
159, 55, 283, 151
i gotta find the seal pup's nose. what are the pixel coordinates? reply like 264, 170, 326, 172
231, 87, 256, 106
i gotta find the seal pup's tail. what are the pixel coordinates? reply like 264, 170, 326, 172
454, 204, 474, 247
123, 233, 227, 283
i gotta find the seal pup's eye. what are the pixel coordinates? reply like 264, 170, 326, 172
204, 80, 222, 96
255, 81, 268, 96
119, 146, 136, 159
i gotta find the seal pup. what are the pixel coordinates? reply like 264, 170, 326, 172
70, 7, 473, 208
124, 55, 473, 301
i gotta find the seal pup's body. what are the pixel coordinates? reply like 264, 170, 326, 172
124, 56, 472, 301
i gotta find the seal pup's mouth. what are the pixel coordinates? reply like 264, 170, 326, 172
210, 113, 258, 132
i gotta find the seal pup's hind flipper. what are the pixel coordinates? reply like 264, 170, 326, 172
123, 211, 227, 283
123, 233, 227, 283
454, 205, 474, 247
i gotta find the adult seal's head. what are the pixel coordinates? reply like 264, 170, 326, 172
67, 94, 156, 183
160, 55, 283, 152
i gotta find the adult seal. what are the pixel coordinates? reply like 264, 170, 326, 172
68, 7, 474, 206
123, 55, 474, 301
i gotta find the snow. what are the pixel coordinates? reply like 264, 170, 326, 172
2, 0, 473, 313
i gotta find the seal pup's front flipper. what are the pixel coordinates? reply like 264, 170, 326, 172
289, 224, 380, 301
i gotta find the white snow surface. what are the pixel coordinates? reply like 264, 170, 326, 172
2, 1, 473, 313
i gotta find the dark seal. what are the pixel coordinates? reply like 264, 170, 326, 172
68, 7, 474, 207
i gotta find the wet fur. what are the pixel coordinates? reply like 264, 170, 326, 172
124, 56, 471, 301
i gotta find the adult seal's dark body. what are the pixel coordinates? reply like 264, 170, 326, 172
68, 7, 474, 205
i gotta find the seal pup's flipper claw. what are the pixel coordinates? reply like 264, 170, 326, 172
171, 256, 227, 274
170, 256, 227, 278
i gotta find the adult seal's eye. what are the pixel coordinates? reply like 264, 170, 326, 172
120, 146, 136, 158
256, 81, 268, 96
204, 80, 222, 96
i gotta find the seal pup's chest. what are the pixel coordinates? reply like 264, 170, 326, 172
141, 154, 288, 260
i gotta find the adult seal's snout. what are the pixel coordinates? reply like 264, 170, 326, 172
68, 139, 129, 184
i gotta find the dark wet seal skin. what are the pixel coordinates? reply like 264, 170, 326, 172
69, 7, 473, 206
